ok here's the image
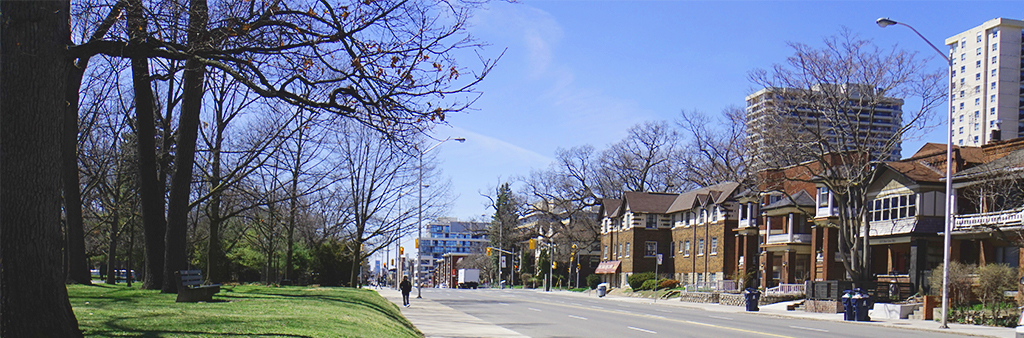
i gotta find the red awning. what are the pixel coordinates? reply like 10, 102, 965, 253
595, 260, 621, 274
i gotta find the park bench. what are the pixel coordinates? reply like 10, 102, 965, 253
175, 270, 221, 302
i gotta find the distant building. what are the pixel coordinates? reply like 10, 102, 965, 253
944, 18, 1024, 146
417, 218, 489, 285
745, 85, 904, 169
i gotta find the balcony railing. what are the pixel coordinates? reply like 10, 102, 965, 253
953, 207, 1024, 231
766, 283, 805, 295
766, 233, 812, 244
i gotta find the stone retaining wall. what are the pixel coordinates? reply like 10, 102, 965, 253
677, 291, 719, 304
710, 293, 804, 306
804, 299, 843, 313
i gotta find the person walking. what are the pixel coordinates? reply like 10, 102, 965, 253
400, 276, 412, 307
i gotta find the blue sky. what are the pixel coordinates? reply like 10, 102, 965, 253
386, 1, 1022, 262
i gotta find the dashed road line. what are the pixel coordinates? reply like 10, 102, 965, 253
789, 326, 829, 333
568, 315, 588, 320
528, 308, 542, 312
628, 326, 657, 334
708, 315, 732, 320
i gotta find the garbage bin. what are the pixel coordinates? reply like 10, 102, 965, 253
841, 290, 854, 321
853, 288, 871, 322
743, 288, 760, 312
597, 283, 608, 297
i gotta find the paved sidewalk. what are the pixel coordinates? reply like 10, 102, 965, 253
376, 287, 528, 338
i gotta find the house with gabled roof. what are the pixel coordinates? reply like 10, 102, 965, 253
597, 192, 676, 288
669, 182, 741, 288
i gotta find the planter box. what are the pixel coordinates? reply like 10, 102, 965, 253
875, 303, 920, 320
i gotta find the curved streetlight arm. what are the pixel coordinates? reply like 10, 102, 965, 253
876, 18, 951, 65
415, 136, 465, 298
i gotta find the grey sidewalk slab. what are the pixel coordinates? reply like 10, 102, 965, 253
375, 287, 529, 338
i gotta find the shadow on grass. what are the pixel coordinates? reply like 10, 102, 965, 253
248, 290, 418, 334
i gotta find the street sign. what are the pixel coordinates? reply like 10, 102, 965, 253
501, 255, 507, 268
656, 253, 663, 265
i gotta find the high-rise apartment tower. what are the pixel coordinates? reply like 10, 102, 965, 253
945, 18, 1024, 146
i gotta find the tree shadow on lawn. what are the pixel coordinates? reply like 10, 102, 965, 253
95, 313, 314, 338
248, 291, 417, 333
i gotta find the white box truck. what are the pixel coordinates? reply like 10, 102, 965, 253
457, 269, 480, 289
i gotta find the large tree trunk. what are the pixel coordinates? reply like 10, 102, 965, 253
0, 1, 83, 335
128, 0, 167, 290
64, 62, 91, 285
163, 0, 209, 293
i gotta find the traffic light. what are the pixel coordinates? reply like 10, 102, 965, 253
486, 247, 492, 256
415, 238, 420, 248
400, 246, 404, 255
552, 261, 557, 269
529, 239, 536, 250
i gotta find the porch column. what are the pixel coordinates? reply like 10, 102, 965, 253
909, 239, 927, 294
761, 251, 774, 289
788, 213, 794, 243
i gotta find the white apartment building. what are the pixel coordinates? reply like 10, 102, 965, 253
945, 18, 1024, 146
745, 85, 904, 169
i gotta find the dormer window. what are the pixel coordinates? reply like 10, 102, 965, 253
646, 214, 658, 229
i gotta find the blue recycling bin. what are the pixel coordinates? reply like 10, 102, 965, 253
841, 290, 854, 321
853, 288, 871, 321
743, 288, 760, 312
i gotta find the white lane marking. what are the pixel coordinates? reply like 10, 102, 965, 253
528, 308, 542, 312
789, 326, 829, 333
656, 309, 672, 313
647, 314, 665, 319
571, 303, 583, 306
708, 315, 732, 320
568, 315, 588, 320
628, 326, 657, 334
621, 304, 632, 308
592, 306, 604, 309
498, 303, 509, 306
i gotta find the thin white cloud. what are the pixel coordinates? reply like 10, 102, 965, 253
472, 2, 563, 78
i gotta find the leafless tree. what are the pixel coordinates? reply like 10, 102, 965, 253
748, 29, 945, 284
677, 108, 750, 187
598, 121, 684, 194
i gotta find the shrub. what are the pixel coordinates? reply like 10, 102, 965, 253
639, 279, 660, 291
659, 279, 680, 290
628, 272, 656, 290
929, 261, 975, 307
586, 274, 601, 289
976, 264, 1016, 319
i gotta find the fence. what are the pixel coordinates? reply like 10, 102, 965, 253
683, 280, 740, 292
766, 283, 805, 295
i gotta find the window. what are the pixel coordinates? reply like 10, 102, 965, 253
869, 194, 916, 221
975, 111, 980, 118
974, 135, 980, 143
976, 60, 981, 68
959, 127, 963, 134
646, 214, 658, 229
624, 243, 630, 257
710, 237, 718, 255
959, 91, 965, 99
976, 47, 982, 55
678, 241, 684, 253
959, 78, 965, 86
604, 245, 608, 259
991, 94, 997, 102
951, 70, 957, 77
959, 114, 964, 123
992, 56, 997, 64
976, 73, 981, 81
960, 53, 965, 61
960, 65, 965, 73
991, 121, 996, 127
992, 82, 997, 89
975, 98, 980, 106
991, 107, 996, 115
617, 244, 622, 258
669, 241, 675, 257
974, 86, 981, 94
817, 187, 830, 207
992, 43, 998, 51
698, 239, 705, 256
710, 206, 718, 222
992, 29, 999, 38
977, 32, 982, 42
960, 38, 966, 47
992, 69, 997, 77
974, 123, 979, 131
644, 241, 657, 257
684, 240, 691, 256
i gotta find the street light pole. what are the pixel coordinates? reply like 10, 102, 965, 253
416, 137, 465, 299
877, 17, 954, 329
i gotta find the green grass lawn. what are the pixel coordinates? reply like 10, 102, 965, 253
68, 283, 421, 338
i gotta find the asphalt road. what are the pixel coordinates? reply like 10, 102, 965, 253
423, 288, 972, 338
